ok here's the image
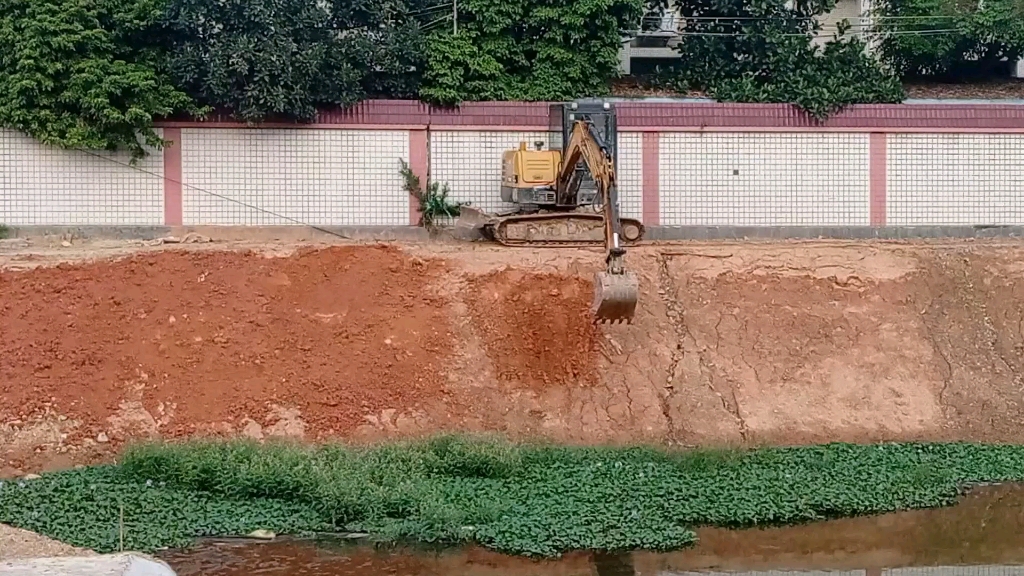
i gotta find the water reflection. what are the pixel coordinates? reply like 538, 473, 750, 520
595, 552, 636, 576
160, 484, 1024, 576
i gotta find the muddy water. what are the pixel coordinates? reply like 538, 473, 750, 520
159, 485, 1024, 576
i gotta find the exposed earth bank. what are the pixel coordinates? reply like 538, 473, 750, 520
4, 237, 1024, 474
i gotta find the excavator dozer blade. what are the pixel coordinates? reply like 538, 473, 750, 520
456, 205, 491, 229
591, 271, 639, 324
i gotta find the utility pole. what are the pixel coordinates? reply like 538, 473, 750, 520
453, 0, 458, 34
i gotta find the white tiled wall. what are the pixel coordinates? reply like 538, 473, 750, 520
887, 134, 1024, 225
180, 128, 410, 226
0, 128, 164, 225
429, 130, 643, 218
430, 131, 561, 213
659, 132, 872, 226
617, 133, 644, 220
8, 126, 1024, 231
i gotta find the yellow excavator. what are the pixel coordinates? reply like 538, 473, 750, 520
457, 100, 644, 324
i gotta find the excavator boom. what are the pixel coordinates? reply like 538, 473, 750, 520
559, 119, 639, 324
455, 99, 641, 324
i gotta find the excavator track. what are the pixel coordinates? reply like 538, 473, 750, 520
487, 212, 645, 247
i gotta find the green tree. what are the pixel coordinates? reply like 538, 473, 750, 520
870, 0, 1024, 80
0, 0, 200, 159
657, 0, 904, 117
159, 0, 428, 122
419, 0, 645, 104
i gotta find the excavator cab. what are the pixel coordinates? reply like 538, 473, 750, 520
460, 99, 641, 324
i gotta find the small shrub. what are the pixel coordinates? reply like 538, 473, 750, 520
399, 159, 464, 230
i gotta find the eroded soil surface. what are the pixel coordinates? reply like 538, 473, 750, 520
5, 236, 1024, 474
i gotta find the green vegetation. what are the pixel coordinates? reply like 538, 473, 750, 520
5, 437, 1024, 555
5, 0, 1024, 156
0, 466, 329, 553
0, 0, 642, 157
158, 0, 428, 123
4, 0, 1024, 159
420, 0, 643, 105
871, 0, 1024, 81
0, 0, 203, 160
0, 225, 9, 239
651, 0, 905, 118
400, 159, 464, 230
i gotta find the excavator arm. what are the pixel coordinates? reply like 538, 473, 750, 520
558, 120, 639, 324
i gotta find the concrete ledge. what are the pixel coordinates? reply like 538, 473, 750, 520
645, 225, 1024, 240
0, 553, 176, 576
6, 225, 430, 242
8, 224, 1024, 242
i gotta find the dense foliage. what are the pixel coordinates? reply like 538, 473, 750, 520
871, 0, 1024, 81
0, 0, 643, 154
5, 437, 1024, 555
654, 0, 905, 117
420, 0, 644, 104
0, 0, 200, 159
158, 0, 428, 123
5, 0, 1023, 156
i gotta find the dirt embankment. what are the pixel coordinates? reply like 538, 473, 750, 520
5, 239, 1024, 474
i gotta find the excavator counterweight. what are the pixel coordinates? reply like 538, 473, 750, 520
457, 100, 641, 324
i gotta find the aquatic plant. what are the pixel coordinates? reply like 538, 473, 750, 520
3, 437, 1024, 555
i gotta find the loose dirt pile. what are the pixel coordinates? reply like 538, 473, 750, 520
466, 268, 599, 388
7, 238, 1024, 474
0, 245, 455, 458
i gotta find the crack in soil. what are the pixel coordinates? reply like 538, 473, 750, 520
657, 253, 749, 443
714, 315, 750, 442
656, 253, 683, 439
918, 255, 958, 418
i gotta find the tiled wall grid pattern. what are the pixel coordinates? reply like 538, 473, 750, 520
3, 114, 1024, 228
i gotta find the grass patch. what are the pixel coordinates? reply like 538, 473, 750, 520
0, 224, 9, 239
4, 437, 1024, 555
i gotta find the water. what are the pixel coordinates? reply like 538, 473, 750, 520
159, 484, 1024, 576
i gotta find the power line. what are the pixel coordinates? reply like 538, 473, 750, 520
674, 28, 960, 36
77, 148, 361, 240
420, 14, 452, 32
405, 2, 453, 17
639, 14, 957, 21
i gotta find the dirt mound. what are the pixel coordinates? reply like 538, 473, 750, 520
0, 245, 454, 446
10, 239, 1024, 474
465, 269, 599, 388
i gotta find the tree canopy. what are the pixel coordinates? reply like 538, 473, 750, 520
0, 0, 199, 159
2, 0, 1024, 157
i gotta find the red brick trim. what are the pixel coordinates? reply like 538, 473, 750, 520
408, 129, 429, 226
156, 100, 1024, 131
428, 102, 561, 130
641, 132, 660, 226
158, 100, 432, 128
162, 128, 183, 226
155, 122, 429, 130
869, 133, 887, 227
618, 102, 1024, 130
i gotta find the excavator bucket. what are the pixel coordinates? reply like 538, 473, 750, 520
591, 270, 639, 324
